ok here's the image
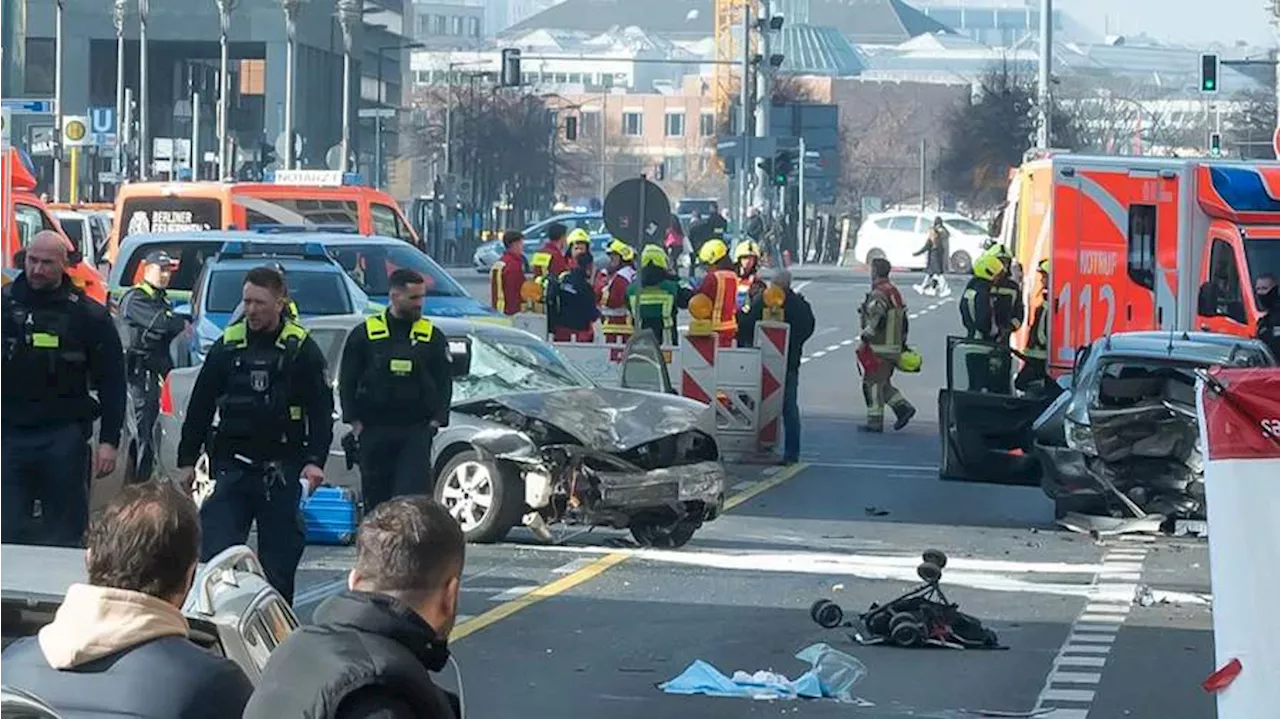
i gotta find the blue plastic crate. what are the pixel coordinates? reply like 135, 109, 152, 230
299, 485, 360, 545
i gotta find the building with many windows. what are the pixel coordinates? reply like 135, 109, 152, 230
409, 1, 485, 50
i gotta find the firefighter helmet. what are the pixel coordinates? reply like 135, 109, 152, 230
698, 238, 729, 265
973, 253, 1004, 281
566, 228, 591, 247
734, 240, 761, 261
1037, 258, 1050, 275
607, 239, 635, 263
896, 348, 923, 373
640, 244, 669, 269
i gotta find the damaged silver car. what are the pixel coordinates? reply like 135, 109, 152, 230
156, 316, 726, 547
939, 332, 1275, 533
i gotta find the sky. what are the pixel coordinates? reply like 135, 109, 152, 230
1061, 0, 1276, 47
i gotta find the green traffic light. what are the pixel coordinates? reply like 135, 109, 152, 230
1205, 80, 1216, 90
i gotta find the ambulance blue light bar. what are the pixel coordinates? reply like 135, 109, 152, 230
264, 169, 366, 187
219, 240, 330, 260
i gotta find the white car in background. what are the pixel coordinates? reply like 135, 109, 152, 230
854, 210, 992, 273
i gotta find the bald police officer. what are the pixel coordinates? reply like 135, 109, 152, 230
2, 231, 126, 547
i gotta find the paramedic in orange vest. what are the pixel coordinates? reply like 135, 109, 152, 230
530, 222, 571, 285
489, 230, 527, 315
695, 238, 740, 347
599, 239, 637, 343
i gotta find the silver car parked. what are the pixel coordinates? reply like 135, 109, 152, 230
155, 316, 727, 547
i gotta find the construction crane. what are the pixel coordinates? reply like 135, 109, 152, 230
713, 0, 755, 170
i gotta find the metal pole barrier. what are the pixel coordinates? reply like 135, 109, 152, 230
114, 0, 127, 183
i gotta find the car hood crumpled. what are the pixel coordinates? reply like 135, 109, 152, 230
473, 387, 711, 453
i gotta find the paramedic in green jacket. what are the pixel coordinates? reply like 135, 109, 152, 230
627, 244, 690, 346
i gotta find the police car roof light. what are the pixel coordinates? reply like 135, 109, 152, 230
218, 240, 331, 261
263, 169, 367, 187
249, 224, 361, 235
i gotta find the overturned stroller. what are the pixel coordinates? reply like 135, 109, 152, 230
809, 550, 1004, 650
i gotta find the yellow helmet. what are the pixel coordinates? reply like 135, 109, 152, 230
566, 228, 591, 246
896, 348, 923, 373
734, 240, 760, 261
607, 239, 635, 263
640, 244, 669, 269
985, 242, 1011, 260
1037, 258, 1050, 275
699, 238, 729, 265
973, 253, 1005, 281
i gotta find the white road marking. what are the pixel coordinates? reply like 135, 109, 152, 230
1034, 544, 1151, 716
794, 296, 954, 366
552, 557, 600, 575
294, 578, 347, 607
488, 585, 539, 602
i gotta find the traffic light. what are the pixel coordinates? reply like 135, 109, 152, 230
501, 48, 522, 87
655, 161, 666, 181
1200, 53, 1220, 93
772, 150, 794, 186
565, 115, 578, 141
1209, 131, 1222, 156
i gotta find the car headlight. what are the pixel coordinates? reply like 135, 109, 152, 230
1064, 418, 1097, 456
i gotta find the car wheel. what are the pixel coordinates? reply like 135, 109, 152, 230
192, 453, 215, 509
949, 250, 972, 274
434, 450, 523, 543
630, 516, 700, 548
865, 248, 886, 265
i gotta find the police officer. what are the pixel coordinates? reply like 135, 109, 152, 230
2, 231, 126, 547
118, 250, 188, 481
960, 253, 1002, 392
1254, 273, 1280, 358
1015, 259, 1051, 394
176, 266, 333, 604
339, 269, 452, 514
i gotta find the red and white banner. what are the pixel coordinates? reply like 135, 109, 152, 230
1195, 368, 1280, 717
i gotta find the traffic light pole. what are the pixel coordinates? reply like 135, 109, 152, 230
738, 3, 752, 234
753, 0, 773, 214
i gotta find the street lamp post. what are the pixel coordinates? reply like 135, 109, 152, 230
113, 0, 128, 182
374, 41, 424, 190
138, 0, 151, 179
53, 0, 65, 200
280, 0, 306, 170
215, 0, 238, 180
337, 0, 360, 174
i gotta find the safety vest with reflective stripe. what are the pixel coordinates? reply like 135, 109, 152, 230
490, 261, 508, 313
629, 286, 676, 330
709, 269, 738, 333
1024, 305, 1048, 360
364, 310, 434, 344
600, 271, 634, 336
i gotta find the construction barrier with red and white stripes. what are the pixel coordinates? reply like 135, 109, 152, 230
1195, 367, 1280, 718
501, 309, 792, 462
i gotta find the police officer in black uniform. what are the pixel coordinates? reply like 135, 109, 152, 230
339, 269, 452, 514
2, 231, 126, 547
118, 250, 188, 481
176, 266, 333, 604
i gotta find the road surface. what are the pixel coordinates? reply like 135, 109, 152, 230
291, 265, 1216, 718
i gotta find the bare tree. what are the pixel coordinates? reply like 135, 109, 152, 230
839, 108, 921, 209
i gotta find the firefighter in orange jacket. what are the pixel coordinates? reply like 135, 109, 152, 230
489, 230, 527, 315
695, 238, 740, 347
598, 239, 637, 343
734, 239, 766, 309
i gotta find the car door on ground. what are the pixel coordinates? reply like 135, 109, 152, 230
938, 336, 1059, 486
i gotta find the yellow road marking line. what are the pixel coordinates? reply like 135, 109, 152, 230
451, 461, 810, 642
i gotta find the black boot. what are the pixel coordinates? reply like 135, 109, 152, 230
893, 405, 917, 431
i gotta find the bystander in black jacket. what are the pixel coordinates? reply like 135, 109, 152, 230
554, 259, 602, 333
2, 272, 125, 442
736, 286, 816, 374
243, 591, 460, 719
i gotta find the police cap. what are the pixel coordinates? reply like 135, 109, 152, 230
144, 250, 174, 267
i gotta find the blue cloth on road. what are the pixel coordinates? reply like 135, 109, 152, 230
659, 660, 823, 700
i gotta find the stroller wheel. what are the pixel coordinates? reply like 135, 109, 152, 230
811, 599, 844, 629
917, 561, 942, 584
922, 549, 948, 569
889, 614, 925, 647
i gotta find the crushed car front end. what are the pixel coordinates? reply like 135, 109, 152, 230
454, 387, 726, 544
